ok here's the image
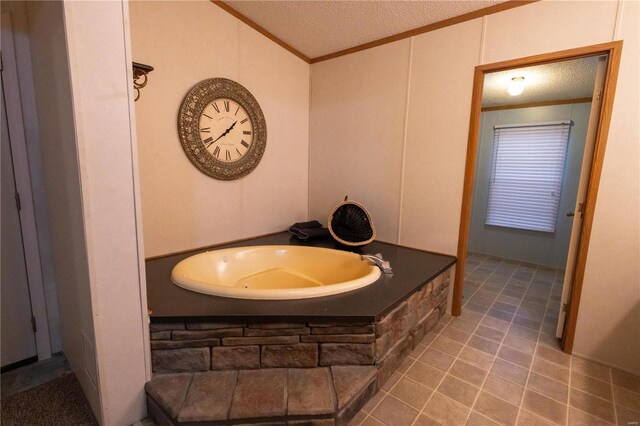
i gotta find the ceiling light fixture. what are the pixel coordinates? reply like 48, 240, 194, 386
508, 77, 525, 96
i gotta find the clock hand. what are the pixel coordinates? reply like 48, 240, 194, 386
206, 121, 238, 148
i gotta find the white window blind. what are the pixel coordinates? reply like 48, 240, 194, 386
486, 121, 571, 233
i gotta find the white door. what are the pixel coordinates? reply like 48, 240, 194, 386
556, 56, 608, 338
1, 74, 38, 368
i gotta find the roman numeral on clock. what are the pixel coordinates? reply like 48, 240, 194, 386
243, 131, 251, 135
213, 146, 221, 158
225, 150, 231, 161
200, 127, 211, 133
203, 137, 213, 145
241, 140, 249, 148
212, 102, 220, 113
241, 118, 248, 124
236, 148, 242, 157
224, 100, 230, 112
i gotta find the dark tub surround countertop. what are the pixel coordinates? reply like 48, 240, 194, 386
146, 232, 456, 322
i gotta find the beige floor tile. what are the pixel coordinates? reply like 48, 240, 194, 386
460, 309, 486, 324
406, 361, 446, 389
361, 390, 386, 413
502, 334, 536, 355
568, 407, 612, 425
498, 346, 533, 369
483, 373, 525, 406
419, 348, 455, 372
431, 322, 447, 334
516, 409, 556, 426
615, 405, 640, 425
538, 332, 562, 350
409, 344, 429, 360
531, 357, 570, 384
349, 410, 368, 425
430, 336, 465, 358
474, 391, 519, 426
380, 372, 402, 391
419, 332, 439, 348
466, 411, 501, 426
527, 372, 569, 403
413, 414, 443, 426
507, 325, 539, 343
569, 388, 615, 424
570, 371, 612, 401
523, 389, 567, 425
371, 395, 418, 426
450, 360, 489, 387
481, 316, 511, 333
396, 356, 415, 375
389, 377, 433, 410
570, 357, 610, 383
437, 375, 480, 407
475, 325, 506, 343
450, 317, 480, 333
422, 392, 470, 426
497, 295, 522, 307
361, 415, 385, 426
613, 386, 640, 412
441, 325, 472, 344
459, 346, 495, 371
536, 346, 570, 368
491, 358, 529, 386
611, 369, 640, 393
467, 335, 501, 356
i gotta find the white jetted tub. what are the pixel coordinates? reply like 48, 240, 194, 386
170, 245, 381, 300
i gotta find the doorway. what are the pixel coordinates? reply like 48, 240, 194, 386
453, 41, 623, 354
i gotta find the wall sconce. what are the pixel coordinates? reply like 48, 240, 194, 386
508, 77, 525, 96
132, 62, 154, 102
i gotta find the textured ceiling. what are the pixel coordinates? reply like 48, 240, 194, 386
482, 56, 602, 107
224, 0, 508, 59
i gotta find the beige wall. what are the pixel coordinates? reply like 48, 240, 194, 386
309, 0, 639, 373
130, 0, 310, 258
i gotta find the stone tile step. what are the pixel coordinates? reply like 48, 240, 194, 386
145, 366, 377, 426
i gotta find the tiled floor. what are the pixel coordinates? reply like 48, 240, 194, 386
349, 254, 640, 426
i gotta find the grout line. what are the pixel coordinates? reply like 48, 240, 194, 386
610, 368, 619, 425
566, 355, 573, 425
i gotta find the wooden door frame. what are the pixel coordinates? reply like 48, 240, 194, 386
452, 41, 623, 354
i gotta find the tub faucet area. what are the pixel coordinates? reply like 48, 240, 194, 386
361, 253, 393, 274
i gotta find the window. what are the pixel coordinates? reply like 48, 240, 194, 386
486, 121, 571, 233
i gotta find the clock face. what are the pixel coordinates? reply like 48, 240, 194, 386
177, 78, 267, 180
199, 99, 254, 163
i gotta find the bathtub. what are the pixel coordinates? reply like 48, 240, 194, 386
170, 245, 381, 300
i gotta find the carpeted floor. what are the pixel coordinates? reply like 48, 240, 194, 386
1, 371, 98, 426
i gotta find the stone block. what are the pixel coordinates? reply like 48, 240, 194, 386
301, 334, 375, 344
247, 322, 305, 329
211, 346, 260, 370
261, 344, 318, 368
150, 322, 185, 332
319, 343, 374, 366
178, 370, 237, 422
374, 332, 394, 362
335, 377, 377, 426
307, 322, 370, 327
431, 275, 444, 297
416, 297, 434, 321
331, 365, 377, 410
229, 369, 287, 419
311, 325, 374, 335
145, 373, 193, 418
287, 368, 335, 416
375, 301, 408, 337
150, 331, 171, 340
152, 348, 210, 373
377, 335, 412, 387
392, 309, 416, 342
245, 327, 310, 337
172, 329, 243, 340
222, 336, 299, 346
407, 287, 427, 311
186, 322, 245, 330
288, 419, 335, 426
410, 307, 439, 348
151, 339, 220, 350
146, 394, 178, 426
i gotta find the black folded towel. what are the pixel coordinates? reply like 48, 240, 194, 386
289, 220, 331, 240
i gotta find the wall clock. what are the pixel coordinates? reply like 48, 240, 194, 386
177, 78, 267, 180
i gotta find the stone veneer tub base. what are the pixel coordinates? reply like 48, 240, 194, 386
145, 233, 455, 424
